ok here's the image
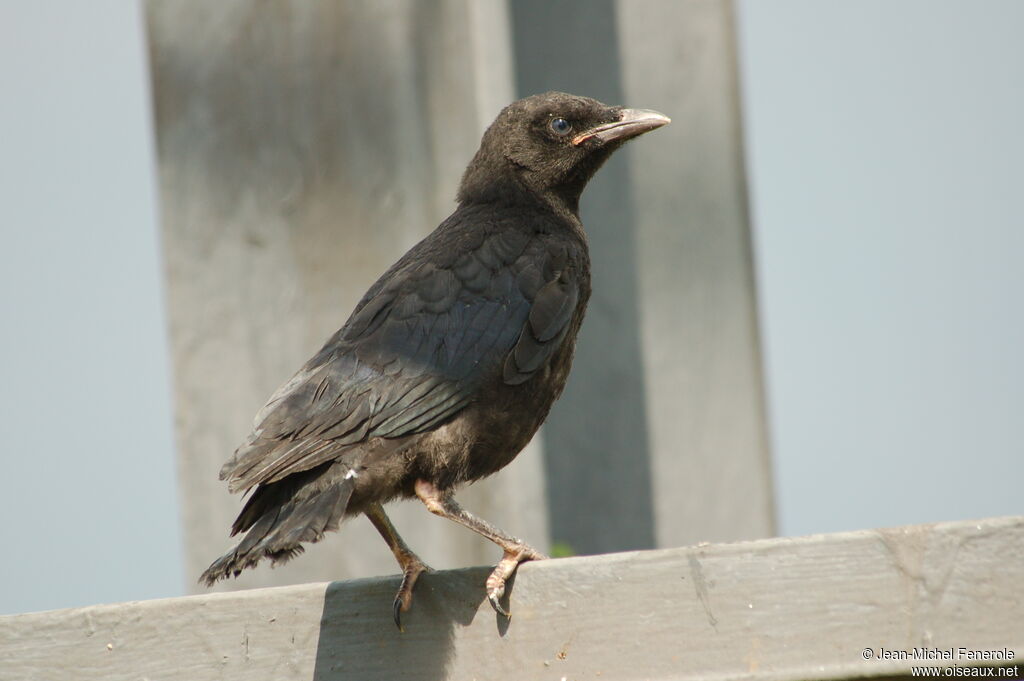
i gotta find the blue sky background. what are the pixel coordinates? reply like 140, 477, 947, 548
738, 0, 1023, 534
1, 0, 1021, 615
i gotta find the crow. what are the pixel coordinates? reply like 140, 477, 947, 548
200, 91, 669, 628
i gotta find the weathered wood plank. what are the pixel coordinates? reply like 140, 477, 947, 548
4, 517, 1021, 680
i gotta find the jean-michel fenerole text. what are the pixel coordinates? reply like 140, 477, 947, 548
876, 648, 1015, 662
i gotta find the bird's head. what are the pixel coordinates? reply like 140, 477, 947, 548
458, 91, 670, 214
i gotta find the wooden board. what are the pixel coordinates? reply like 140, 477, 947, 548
4, 516, 1021, 680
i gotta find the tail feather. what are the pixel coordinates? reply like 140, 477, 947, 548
199, 463, 354, 586
258, 482, 348, 549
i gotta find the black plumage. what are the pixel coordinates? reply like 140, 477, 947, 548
200, 91, 669, 627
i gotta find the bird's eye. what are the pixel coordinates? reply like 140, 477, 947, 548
549, 117, 572, 136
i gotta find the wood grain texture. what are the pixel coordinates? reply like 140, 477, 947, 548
4, 517, 1021, 680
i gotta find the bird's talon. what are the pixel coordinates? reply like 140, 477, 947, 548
391, 556, 430, 633
488, 590, 510, 618
393, 597, 405, 632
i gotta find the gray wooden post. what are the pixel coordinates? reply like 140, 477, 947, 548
616, 0, 775, 546
147, 0, 548, 592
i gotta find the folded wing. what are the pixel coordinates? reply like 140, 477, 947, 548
220, 230, 580, 494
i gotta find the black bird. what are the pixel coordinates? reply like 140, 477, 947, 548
200, 91, 669, 627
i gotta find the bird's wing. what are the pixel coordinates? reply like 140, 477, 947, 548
502, 266, 579, 385
220, 229, 579, 494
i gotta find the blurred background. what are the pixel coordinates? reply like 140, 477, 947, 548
1, 0, 1021, 616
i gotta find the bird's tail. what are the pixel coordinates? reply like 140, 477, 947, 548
199, 461, 354, 586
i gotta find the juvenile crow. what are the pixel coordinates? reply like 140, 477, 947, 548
200, 91, 669, 627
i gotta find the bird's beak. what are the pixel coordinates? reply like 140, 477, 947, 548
572, 108, 671, 146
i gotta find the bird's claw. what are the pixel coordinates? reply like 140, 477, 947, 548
392, 596, 405, 632
392, 558, 432, 632
485, 545, 546, 619
487, 583, 510, 618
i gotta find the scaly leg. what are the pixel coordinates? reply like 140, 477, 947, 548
414, 479, 547, 617
364, 502, 432, 632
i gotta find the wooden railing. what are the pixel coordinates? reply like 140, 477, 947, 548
4, 516, 1021, 680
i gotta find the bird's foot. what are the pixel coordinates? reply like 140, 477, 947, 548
393, 554, 432, 632
486, 544, 547, 618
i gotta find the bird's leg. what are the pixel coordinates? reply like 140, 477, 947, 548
364, 502, 432, 632
414, 479, 547, 617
